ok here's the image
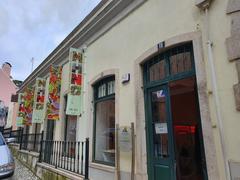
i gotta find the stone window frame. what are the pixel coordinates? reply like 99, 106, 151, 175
92, 76, 116, 166
88, 69, 119, 173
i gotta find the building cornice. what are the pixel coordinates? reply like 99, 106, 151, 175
18, 0, 146, 92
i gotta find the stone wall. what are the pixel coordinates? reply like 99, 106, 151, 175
36, 163, 84, 180
9, 144, 40, 177
226, 1, 240, 179
226, 0, 240, 111
9, 144, 84, 180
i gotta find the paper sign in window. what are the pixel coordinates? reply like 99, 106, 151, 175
155, 123, 168, 134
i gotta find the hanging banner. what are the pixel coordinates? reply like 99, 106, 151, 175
32, 78, 46, 123
16, 93, 25, 127
66, 48, 83, 115
24, 87, 34, 126
47, 65, 62, 120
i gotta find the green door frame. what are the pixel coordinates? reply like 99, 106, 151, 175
143, 42, 208, 180
145, 84, 176, 180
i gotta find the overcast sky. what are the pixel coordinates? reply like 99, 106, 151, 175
0, 0, 101, 81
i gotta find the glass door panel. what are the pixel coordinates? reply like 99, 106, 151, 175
151, 89, 169, 158
148, 86, 174, 180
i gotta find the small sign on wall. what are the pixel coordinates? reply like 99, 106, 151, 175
157, 41, 165, 49
122, 73, 130, 84
119, 126, 132, 152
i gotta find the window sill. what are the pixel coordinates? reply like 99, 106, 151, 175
90, 162, 115, 173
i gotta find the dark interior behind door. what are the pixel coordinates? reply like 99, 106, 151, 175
169, 77, 206, 180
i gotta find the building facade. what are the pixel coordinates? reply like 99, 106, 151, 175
0, 62, 18, 107
16, 0, 240, 179
0, 62, 18, 128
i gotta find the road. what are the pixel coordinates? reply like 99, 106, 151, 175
3, 158, 39, 180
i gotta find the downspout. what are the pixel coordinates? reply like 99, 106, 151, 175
203, 5, 230, 180
82, 45, 87, 117
82, 45, 88, 141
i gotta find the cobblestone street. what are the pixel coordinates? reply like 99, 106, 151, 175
3, 159, 39, 180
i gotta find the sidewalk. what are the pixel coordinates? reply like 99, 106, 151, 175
4, 158, 39, 180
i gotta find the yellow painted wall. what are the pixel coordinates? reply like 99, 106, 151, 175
81, 0, 240, 179
19, 0, 239, 179
208, 0, 240, 162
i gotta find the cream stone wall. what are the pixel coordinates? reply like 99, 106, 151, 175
29, 0, 237, 179
209, 0, 240, 168
77, 0, 240, 179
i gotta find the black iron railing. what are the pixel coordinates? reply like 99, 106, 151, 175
20, 131, 43, 152
2, 128, 22, 143
2, 127, 42, 151
39, 138, 89, 179
2, 127, 89, 179
8, 129, 22, 143
1, 126, 13, 138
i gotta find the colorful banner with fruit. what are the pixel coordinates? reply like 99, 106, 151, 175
47, 65, 62, 120
23, 87, 34, 126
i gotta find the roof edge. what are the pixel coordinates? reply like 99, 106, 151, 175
18, 0, 146, 93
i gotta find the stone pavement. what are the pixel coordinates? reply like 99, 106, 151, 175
3, 158, 39, 180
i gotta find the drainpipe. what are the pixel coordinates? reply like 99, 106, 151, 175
82, 44, 87, 116
82, 45, 88, 142
203, 5, 230, 180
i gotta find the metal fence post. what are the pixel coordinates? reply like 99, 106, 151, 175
84, 138, 89, 180
39, 131, 44, 163
9, 128, 12, 138
33, 132, 37, 151
19, 128, 23, 150
17, 128, 21, 143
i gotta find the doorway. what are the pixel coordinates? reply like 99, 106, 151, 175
46, 120, 55, 140
144, 43, 207, 180
64, 115, 77, 142
170, 77, 206, 180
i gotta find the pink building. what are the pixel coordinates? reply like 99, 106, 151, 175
0, 62, 17, 107
0, 62, 18, 127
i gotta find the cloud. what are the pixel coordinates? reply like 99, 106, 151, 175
0, 0, 101, 81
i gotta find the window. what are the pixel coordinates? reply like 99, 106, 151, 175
93, 76, 115, 165
149, 58, 166, 81
170, 51, 192, 75
145, 43, 194, 84
64, 95, 77, 143
63, 95, 77, 157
